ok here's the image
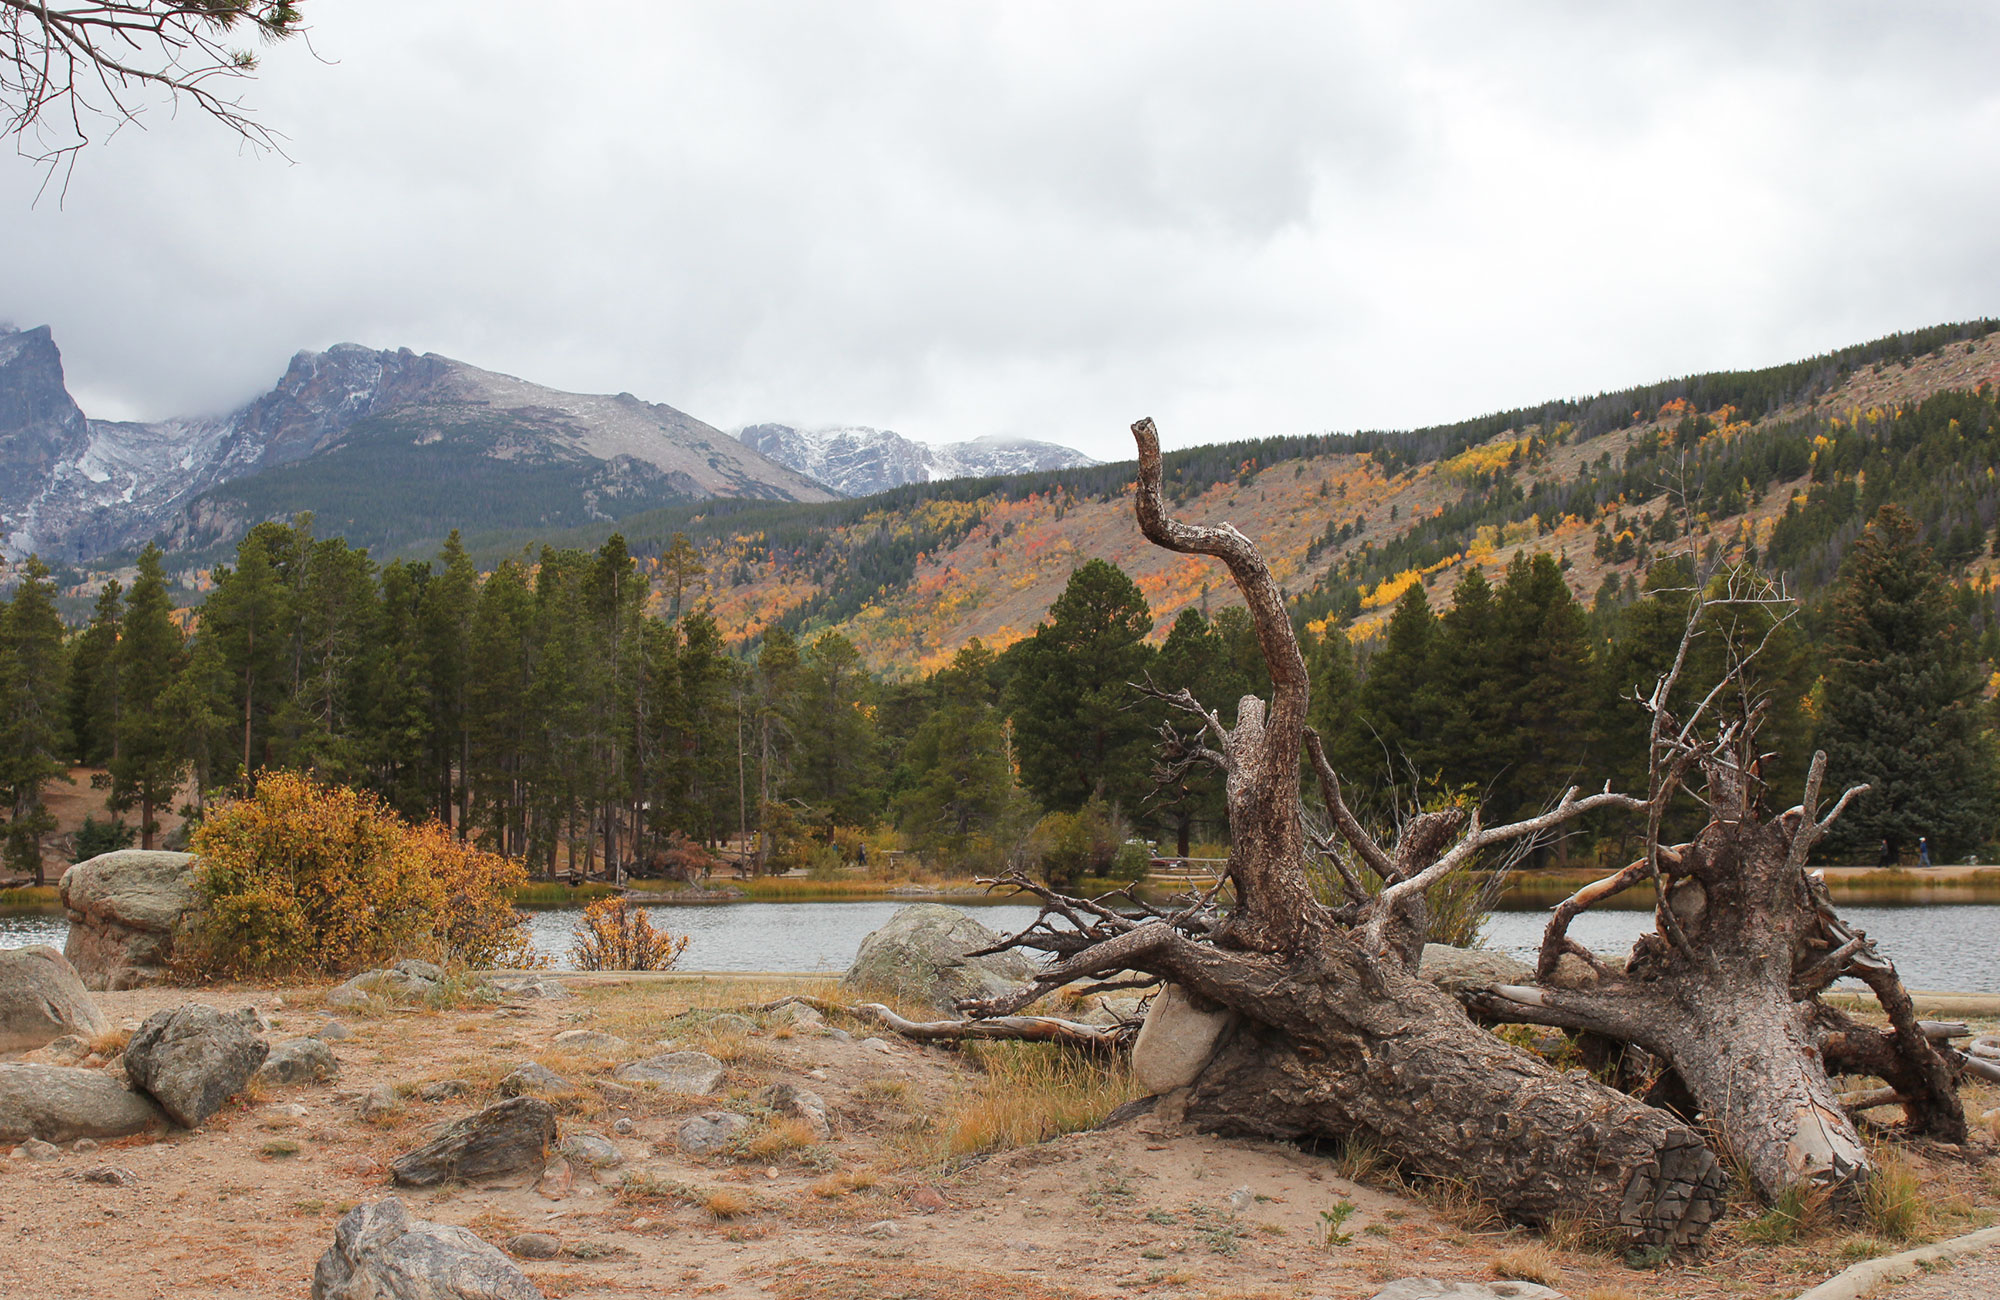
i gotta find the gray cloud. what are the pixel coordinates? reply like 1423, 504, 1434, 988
3, 1, 1997, 461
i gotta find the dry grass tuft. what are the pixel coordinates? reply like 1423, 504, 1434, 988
88, 1028, 131, 1057
1580, 1288, 1642, 1300
741, 1117, 821, 1162
1489, 1243, 1562, 1288
811, 1167, 882, 1199
909, 1040, 1138, 1165
1863, 1150, 1931, 1243
702, 1187, 754, 1219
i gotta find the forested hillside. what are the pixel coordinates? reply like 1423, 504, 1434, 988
447, 320, 2000, 677
4, 319, 1999, 884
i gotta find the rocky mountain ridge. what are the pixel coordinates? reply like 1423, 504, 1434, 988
738, 422, 1097, 497
0, 326, 834, 563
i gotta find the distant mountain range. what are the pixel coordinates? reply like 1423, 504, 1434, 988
0, 325, 1104, 565
0, 326, 838, 563
738, 423, 1098, 497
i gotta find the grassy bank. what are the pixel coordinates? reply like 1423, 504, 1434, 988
1505, 866, 2000, 909
0, 885, 59, 913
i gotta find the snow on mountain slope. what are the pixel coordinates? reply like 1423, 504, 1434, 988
0, 327, 833, 562
737, 423, 1099, 498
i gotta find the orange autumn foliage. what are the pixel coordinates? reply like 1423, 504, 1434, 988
178, 771, 540, 978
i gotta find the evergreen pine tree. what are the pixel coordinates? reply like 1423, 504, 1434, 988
0, 557, 71, 882
1817, 505, 1997, 860
65, 578, 122, 765
108, 545, 188, 848
1348, 582, 1440, 801
1003, 559, 1157, 814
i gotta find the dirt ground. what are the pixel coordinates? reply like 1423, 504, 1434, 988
2, 975, 1996, 1300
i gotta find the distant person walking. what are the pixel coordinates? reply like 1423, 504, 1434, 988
1919, 836, 1931, 868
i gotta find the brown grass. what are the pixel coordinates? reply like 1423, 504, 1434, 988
906, 1040, 1138, 1166
1490, 1243, 1563, 1288
741, 1117, 822, 1162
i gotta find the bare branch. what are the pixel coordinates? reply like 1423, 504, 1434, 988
1303, 726, 1394, 883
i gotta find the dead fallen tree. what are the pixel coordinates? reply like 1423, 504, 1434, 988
949, 418, 1729, 1250
1463, 575, 1965, 1205
755, 995, 1134, 1054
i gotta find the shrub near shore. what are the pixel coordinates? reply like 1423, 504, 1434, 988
174, 771, 538, 978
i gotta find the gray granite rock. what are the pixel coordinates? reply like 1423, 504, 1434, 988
1130, 983, 1232, 1095
675, 1110, 750, 1156
0, 1063, 163, 1142
389, 1097, 555, 1188
840, 903, 1035, 1013
1417, 944, 1535, 996
611, 1050, 723, 1094
550, 1029, 629, 1055
1367, 1282, 1566, 1300
258, 1036, 339, 1086
57, 850, 197, 990
0, 946, 108, 1052
311, 1196, 544, 1300
122, 1003, 269, 1127
499, 1062, 569, 1097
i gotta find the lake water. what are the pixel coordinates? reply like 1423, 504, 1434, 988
5, 900, 1997, 992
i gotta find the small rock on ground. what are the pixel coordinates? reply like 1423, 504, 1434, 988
551, 1029, 629, 1054
611, 1050, 724, 1094
390, 1097, 556, 1188
310, 1196, 543, 1300
18, 1138, 60, 1160
506, 1232, 561, 1260
418, 1079, 470, 1103
676, 1111, 750, 1156
258, 1036, 339, 1086
1366, 1282, 1566, 1300
499, 1062, 569, 1096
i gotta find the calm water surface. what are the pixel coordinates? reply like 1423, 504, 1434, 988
5, 900, 1996, 991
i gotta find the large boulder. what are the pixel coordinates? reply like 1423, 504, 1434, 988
840, 903, 1037, 1013
311, 1196, 544, 1300
0, 1063, 164, 1141
1130, 984, 1234, 1094
123, 1003, 269, 1127
390, 1097, 555, 1188
0, 945, 108, 1051
1418, 944, 1535, 997
58, 850, 198, 990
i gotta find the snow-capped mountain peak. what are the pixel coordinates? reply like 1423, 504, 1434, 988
737, 423, 1098, 498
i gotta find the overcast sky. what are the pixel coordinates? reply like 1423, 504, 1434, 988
4, 2, 1997, 460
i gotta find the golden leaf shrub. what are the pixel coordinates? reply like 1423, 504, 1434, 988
177, 771, 539, 978
569, 897, 691, 971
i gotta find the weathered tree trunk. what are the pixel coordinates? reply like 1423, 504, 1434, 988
1180, 945, 1725, 1245
1478, 733, 1965, 1204
959, 418, 1728, 1250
